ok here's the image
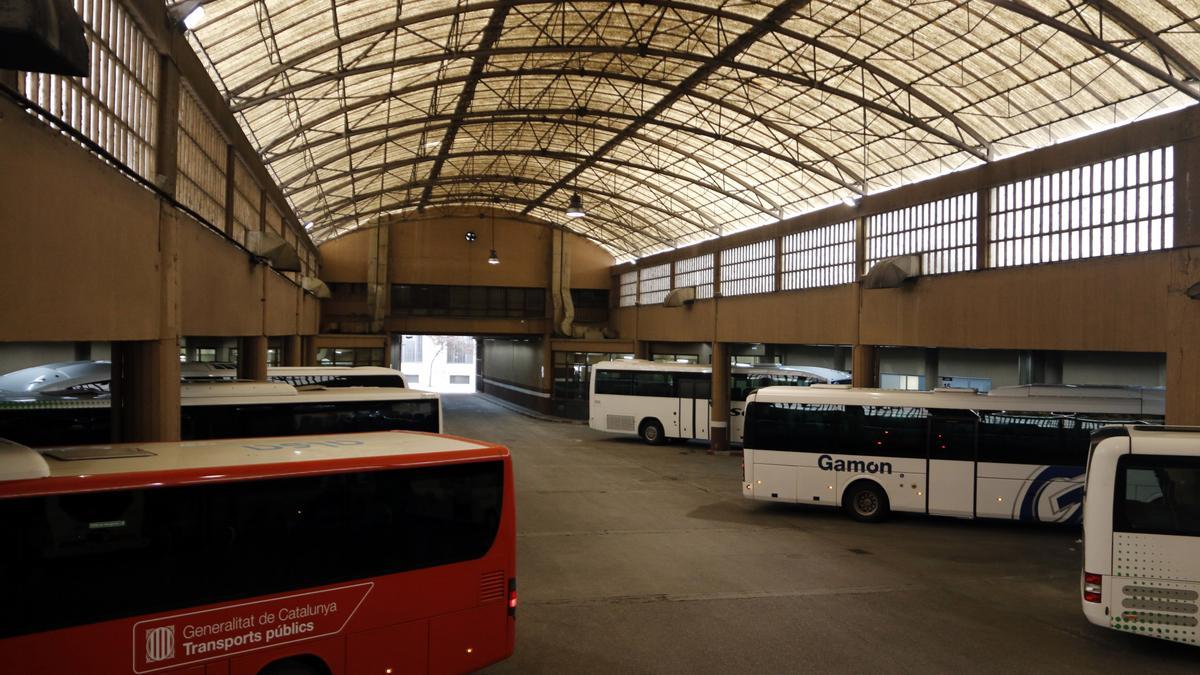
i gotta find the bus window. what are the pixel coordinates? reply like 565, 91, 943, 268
743, 402, 843, 452
844, 406, 928, 459
929, 410, 976, 461
676, 374, 711, 400
633, 372, 674, 397
1115, 456, 1200, 537
977, 413, 1082, 466
595, 370, 634, 395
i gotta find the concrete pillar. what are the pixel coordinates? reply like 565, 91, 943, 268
1167, 248, 1200, 424
710, 341, 730, 453
110, 338, 181, 443
154, 55, 180, 196
282, 335, 302, 366
1020, 350, 1063, 384
924, 348, 939, 390
634, 340, 651, 359
302, 336, 318, 366
238, 336, 269, 380
851, 344, 878, 388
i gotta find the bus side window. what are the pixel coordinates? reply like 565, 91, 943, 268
929, 410, 976, 461
633, 372, 674, 397
595, 370, 634, 395
850, 406, 927, 459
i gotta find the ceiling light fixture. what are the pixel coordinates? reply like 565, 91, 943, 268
566, 192, 585, 218
487, 197, 500, 265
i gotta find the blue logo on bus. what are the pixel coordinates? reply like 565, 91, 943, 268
1018, 466, 1084, 523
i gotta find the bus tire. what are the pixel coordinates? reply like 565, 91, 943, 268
639, 419, 667, 445
843, 481, 889, 523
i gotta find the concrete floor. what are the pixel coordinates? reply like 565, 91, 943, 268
441, 394, 1198, 674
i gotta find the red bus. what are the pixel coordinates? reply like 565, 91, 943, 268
0, 431, 516, 674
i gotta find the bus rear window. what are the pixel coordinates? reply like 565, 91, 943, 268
0, 461, 503, 638
1115, 455, 1200, 537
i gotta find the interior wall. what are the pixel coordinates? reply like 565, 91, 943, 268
0, 342, 111, 375
317, 208, 615, 289
1061, 352, 1166, 387
939, 349, 1022, 388
480, 338, 544, 389
778, 346, 842, 369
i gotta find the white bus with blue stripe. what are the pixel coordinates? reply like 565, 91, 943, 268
741, 384, 1163, 523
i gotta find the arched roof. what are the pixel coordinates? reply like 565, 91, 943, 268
181, 0, 1200, 260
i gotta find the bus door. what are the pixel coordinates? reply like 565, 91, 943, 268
677, 375, 711, 440
927, 410, 977, 518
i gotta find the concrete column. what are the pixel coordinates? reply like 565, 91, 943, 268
302, 336, 318, 366
110, 338, 181, 443
238, 336, 269, 380
710, 341, 730, 453
154, 55, 180, 195
851, 344, 878, 388
282, 335, 302, 366
1167, 248, 1200, 424
924, 348, 940, 390
634, 340, 650, 359
224, 145, 237, 238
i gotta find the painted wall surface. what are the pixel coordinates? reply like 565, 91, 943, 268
858, 253, 1168, 351
317, 209, 615, 288
180, 225, 265, 336
0, 342, 111, 375
779, 346, 842, 370
1062, 352, 1166, 386
939, 349, 1022, 388
0, 97, 161, 341
481, 338, 545, 390
611, 252, 1170, 354
0, 97, 319, 344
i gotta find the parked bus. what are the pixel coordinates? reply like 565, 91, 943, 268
588, 359, 850, 445
1081, 425, 1200, 645
0, 431, 516, 674
741, 384, 1163, 522
0, 361, 408, 393
0, 383, 440, 447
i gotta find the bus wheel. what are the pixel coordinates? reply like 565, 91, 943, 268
639, 419, 667, 445
843, 481, 889, 523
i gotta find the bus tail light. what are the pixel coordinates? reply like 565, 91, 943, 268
1083, 572, 1102, 603
508, 578, 517, 617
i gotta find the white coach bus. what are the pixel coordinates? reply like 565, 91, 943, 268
1082, 425, 1200, 645
0, 382, 440, 447
741, 384, 1163, 522
589, 360, 850, 444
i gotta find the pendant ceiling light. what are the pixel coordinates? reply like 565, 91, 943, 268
488, 198, 500, 265
566, 192, 585, 218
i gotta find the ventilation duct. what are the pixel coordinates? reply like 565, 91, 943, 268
663, 287, 696, 307
301, 276, 331, 299
0, 0, 88, 76
863, 255, 921, 289
246, 230, 302, 271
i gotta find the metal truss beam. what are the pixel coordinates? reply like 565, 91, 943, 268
416, 1, 513, 211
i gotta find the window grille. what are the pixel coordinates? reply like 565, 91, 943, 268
673, 254, 714, 300
866, 194, 977, 276
619, 271, 638, 307
231, 157, 261, 246
19, 0, 159, 180
176, 85, 226, 228
989, 147, 1174, 267
720, 240, 776, 297
638, 264, 671, 305
782, 221, 856, 290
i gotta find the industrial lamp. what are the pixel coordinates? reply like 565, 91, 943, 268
487, 198, 500, 265
566, 192, 585, 218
